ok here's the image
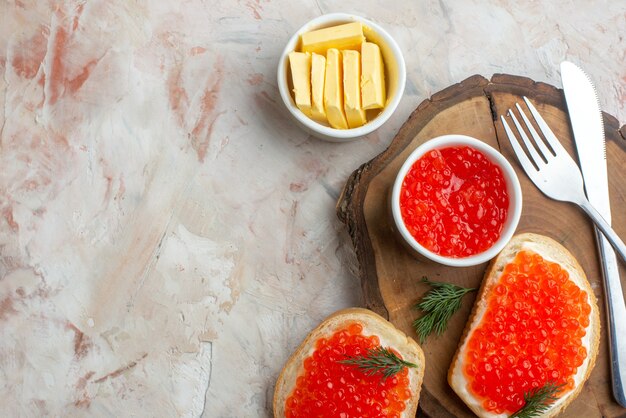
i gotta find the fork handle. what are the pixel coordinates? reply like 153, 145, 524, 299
578, 199, 626, 264
596, 232, 626, 407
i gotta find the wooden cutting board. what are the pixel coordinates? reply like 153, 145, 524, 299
336, 74, 626, 418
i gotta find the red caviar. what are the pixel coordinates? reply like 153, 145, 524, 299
285, 323, 412, 418
399, 146, 509, 257
463, 250, 591, 414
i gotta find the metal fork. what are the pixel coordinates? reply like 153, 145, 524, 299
500, 97, 626, 263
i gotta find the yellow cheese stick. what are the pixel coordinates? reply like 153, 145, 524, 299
288, 51, 312, 116
310, 53, 327, 123
324, 49, 348, 129
361, 41, 386, 110
301, 22, 365, 55
342, 50, 367, 128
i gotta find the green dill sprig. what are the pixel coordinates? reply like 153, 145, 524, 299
338, 346, 417, 381
412, 277, 475, 343
510, 381, 565, 418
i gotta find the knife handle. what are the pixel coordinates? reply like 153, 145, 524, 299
579, 199, 626, 264
597, 231, 626, 407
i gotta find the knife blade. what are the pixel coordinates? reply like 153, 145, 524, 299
561, 61, 609, 219
561, 60, 626, 407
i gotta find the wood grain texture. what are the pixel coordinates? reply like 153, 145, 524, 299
336, 74, 626, 418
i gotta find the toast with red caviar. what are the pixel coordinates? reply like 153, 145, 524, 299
448, 233, 600, 418
274, 308, 425, 418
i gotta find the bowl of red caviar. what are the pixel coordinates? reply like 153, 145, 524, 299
391, 134, 522, 267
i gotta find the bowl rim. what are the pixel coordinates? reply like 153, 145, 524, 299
277, 12, 406, 141
391, 134, 523, 267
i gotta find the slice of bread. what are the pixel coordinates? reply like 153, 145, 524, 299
448, 233, 601, 418
274, 307, 425, 417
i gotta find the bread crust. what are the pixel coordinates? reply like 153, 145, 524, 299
448, 233, 601, 418
273, 307, 425, 417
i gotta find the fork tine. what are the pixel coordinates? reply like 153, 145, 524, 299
507, 109, 546, 170
500, 115, 541, 180
515, 103, 553, 161
523, 96, 568, 156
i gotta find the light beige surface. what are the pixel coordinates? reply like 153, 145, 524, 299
0, 1, 624, 416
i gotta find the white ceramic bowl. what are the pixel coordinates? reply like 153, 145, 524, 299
277, 13, 406, 142
391, 134, 523, 267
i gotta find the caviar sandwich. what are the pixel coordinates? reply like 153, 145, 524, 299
448, 233, 600, 417
274, 308, 425, 418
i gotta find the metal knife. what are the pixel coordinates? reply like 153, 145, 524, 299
561, 60, 626, 407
